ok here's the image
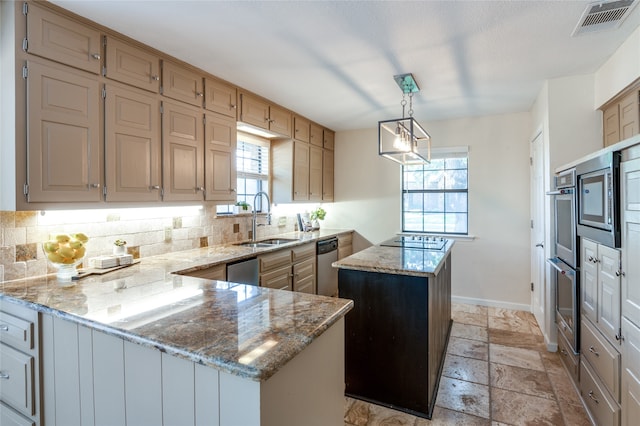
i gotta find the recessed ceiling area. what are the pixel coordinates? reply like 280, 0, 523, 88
51, 0, 640, 131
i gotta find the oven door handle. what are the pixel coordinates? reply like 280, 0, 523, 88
546, 190, 562, 195
547, 258, 566, 274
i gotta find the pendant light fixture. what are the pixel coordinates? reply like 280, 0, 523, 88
378, 73, 431, 165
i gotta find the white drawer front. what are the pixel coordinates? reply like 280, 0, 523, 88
0, 402, 35, 426
580, 359, 620, 426
0, 344, 34, 416
0, 312, 34, 352
582, 317, 621, 401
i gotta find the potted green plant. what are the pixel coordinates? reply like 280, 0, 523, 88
234, 201, 250, 214
113, 239, 127, 255
310, 207, 326, 229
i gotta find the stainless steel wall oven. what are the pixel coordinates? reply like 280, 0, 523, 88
547, 168, 580, 354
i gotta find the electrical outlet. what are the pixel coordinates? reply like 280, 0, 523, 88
278, 216, 287, 227
164, 226, 172, 242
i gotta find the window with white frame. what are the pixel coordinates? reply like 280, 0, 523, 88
216, 133, 270, 214
402, 147, 469, 234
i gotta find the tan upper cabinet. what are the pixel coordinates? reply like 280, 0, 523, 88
602, 89, 640, 147
161, 100, 204, 201
310, 123, 323, 147
105, 36, 160, 92
323, 129, 335, 150
104, 82, 161, 202
161, 61, 204, 107
204, 113, 237, 202
323, 149, 334, 202
294, 116, 310, 142
239, 92, 292, 137
309, 146, 323, 202
26, 59, 101, 203
205, 78, 237, 117
26, 2, 102, 74
293, 141, 310, 201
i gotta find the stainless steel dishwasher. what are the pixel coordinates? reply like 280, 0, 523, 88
226, 257, 259, 286
317, 237, 339, 296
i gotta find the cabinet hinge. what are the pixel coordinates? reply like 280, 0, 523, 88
22, 65, 28, 79
23, 183, 29, 196
103, 186, 107, 198
101, 87, 106, 99
531, 282, 534, 291
159, 86, 164, 95
160, 187, 164, 198
530, 157, 533, 166
203, 115, 206, 125
160, 104, 164, 114
22, 38, 28, 51
102, 66, 107, 77
530, 219, 534, 229
22, 2, 28, 15
103, 35, 107, 47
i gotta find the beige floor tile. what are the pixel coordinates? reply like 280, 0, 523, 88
415, 406, 491, 425
453, 303, 489, 316
491, 422, 512, 426
453, 311, 488, 327
547, 365, 583, 406
451, 322, 489, 342
539, 349, 566, 376
488, 328, 546, 352
436, 376, 490, 419
443, 354, 489, 385
366, 403, 417, 426
560, 402, 592, 425
490, 363, 555, 400
488, 316, 532, 334
491, 387, 564, 425
489, 343, 545, 371
344, 398, 371, 426
447, 336, 489, 361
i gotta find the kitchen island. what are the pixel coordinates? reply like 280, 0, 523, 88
333, 237, 453, 419
0, 230, 353, 426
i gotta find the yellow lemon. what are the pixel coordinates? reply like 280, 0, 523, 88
73, 246, 86, 259
61, 257, 76, 264
57, 246, 75, 259
71, 233, 89, 243
43, 241, 59, 253
55, 234, 71, 243
47, 252, 65, 263
69, 240, 83, 249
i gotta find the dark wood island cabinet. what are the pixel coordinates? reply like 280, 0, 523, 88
334, 240, 453, 419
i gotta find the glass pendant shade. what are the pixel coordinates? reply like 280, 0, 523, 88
378, 116, 431, 165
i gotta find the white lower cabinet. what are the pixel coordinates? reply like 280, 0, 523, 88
622, 317, 640, 426
41, 313, 344, 426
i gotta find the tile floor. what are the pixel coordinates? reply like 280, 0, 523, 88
344, 303, 592, 426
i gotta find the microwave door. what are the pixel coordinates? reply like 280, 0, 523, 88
580, 172, 609, 230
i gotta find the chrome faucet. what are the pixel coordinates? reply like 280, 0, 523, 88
252, 191, 272, 241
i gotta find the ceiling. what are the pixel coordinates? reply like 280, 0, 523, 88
51, 0, 640, 132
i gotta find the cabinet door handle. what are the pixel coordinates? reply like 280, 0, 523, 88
588, 390, 599, 404
91, 53, 101, 60
560, 349, 568, 356
196, 92, 204, 97
196, 187, 205, 192
0, 372, 9, 380
230, 104, 237, 109
0, 324, 8, 331
150, 185, 160, 190
151, 75, 160, 81
89, 183, 100, 189
589, 346, 600, 357
616, 270, 625, 277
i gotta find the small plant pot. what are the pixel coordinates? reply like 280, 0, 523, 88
113, 245, 127, 255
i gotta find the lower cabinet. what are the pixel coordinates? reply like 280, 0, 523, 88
621, 317, 640, 426
40, 312, 344, 426
581, 358, 621, 426
0, 302, 41, 426
259, 243, 316, 293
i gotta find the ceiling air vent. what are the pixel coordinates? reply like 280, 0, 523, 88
572, 0, 638, 36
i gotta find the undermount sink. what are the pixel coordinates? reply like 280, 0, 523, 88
234, 238, 298, 248
258, 238, 298, 245
235, 242, 273, 248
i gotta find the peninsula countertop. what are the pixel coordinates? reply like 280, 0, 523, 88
0, 229, 354, 382
333, 238, 454, 278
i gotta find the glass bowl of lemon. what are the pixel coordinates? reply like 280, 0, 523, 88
43, 233, 89, 282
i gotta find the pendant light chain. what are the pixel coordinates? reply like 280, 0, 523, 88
408, 92, 414, 117
400, 93, 407, 119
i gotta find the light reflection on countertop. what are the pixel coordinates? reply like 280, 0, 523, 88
0, 229, 354, 381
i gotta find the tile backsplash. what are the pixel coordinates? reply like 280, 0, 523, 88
0, 206, 296, 282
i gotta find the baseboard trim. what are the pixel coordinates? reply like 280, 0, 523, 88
451, 295, 531, 312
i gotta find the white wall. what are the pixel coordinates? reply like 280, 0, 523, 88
595, 25, 640, 108
325, 112, 532, 309
0, 1, 17, 210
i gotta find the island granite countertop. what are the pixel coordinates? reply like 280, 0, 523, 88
0, 229, 353, 382
333, 238, 454, 278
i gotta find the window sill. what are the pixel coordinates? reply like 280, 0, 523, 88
399, 232, 476, 241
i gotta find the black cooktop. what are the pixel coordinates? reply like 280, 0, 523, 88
379, 235, 447, 251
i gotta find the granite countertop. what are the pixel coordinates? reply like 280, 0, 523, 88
0, 229, 354, 382
333, 239, 454, 278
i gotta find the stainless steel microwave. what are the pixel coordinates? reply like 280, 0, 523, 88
576, 151, 621, 248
